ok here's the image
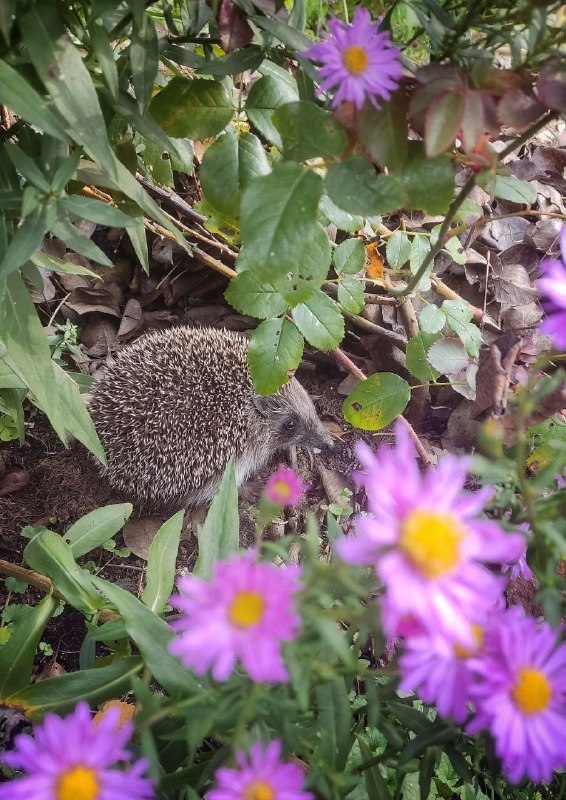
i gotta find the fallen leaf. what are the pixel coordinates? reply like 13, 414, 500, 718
123, 516, 165, 560
0, 469, 30, 497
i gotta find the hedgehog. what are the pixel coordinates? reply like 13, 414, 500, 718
89, 326, 333, 509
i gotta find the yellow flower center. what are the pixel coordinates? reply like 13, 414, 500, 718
342, 45, 369, 75
228, 591, 265, 628
56, 766, 100, 800
272, 480, 291, 499
453, 624, 484, 659
512, 667, 552, 715
400, 510, 464, 579
244, 781, 275, 800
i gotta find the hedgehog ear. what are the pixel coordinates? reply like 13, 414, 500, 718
253, 394, 282, 416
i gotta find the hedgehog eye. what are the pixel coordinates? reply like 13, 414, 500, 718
285, 419, 297, 431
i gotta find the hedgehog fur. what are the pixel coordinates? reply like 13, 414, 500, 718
89, 326, 332, 509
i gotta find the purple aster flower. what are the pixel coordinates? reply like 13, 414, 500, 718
468, 607, 566, 784
335, 421, 525, 648
169, 553, 302, 682
399, 621, 486, 724
538, 227, 566, 349
0, 701, 153, 800
304, 7, 403, 110
206, 740, 313, 800
264, 465, 306, 506
500, 523, 533, 581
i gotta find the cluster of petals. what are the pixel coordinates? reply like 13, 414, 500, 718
335, 420, 525, 648
264, 464, 306, 506
169, 552, 302, 683
468, 608, 566, 784
304, 7, 403, 109
0, 701, 153, 800
207, 740, 313, 800
538, 226, 566, 349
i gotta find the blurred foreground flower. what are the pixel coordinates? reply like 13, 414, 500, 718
304, 7, 403, 110
335, 421, 524, 647
169, 553, 302, 682
538, 226, 566, 349
207, 740, 313, 800
264, 465, 306, 506
468, 608, 566, 784
0, 701, 153, 800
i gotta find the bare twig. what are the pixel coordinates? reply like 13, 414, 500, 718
339, 307, 407, 348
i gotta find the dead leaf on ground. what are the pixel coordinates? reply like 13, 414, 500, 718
64, 287, 121, 317
0, 469, 30, 497
470, 332, 522, 418
117, 298, 143, 341
123, 516, 165, 560
492, 264, 539, 306
35, 660, 66, 682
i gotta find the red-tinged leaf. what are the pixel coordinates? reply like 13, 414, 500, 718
498, 87, 546, 128
409, 75, 464, 131
424, 90, 465, 157
218, 0, 254, 52
461, 89, 485, 153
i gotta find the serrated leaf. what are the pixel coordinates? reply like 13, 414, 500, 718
386, 230, 411, 269
442, 299, 483, 357
338, 277, 365, 314
248, 318, 304, 395
409, 233, 431, 275
225, 270, 287, 319
320, 195, 364, 232
238, 162, 322, 274
246, 75, 299, 149
64, 504, 133, 558
392, 142, 454, 215
418, 304, 446, 334
333, 238, 365, 275
150, 77, 234, 139
273, 101, 347, 162
405, 332, 441, 381
493, 175, 537, 205
298, 222, 332, 287
292, 291, 344, 350
200, 131, 270, 218
342, 373, 411, 431
141, 510, 184, 615
326, 157, 407, 216
193, 460, 239, 581
427, 337, 471, 375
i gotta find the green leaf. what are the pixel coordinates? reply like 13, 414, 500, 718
193, 460, 239, 581
6, 656, 143, 718
0, 202, 57, 279
50, 218, 113, 267
342, 373, 411, 431
91, 576, 199, 696
406, 333, 441, 381
419, 304, 445, 334
409, 234, 432, 275
358, 737, 392, 800
0, 59, 68, 141
248, 318, 304, 395
250, 14, 311, 51
338, 277, 365, 314
443, 235, 467, 265
0, 272, 64, 441
130, 12, 159, 112
196, 45, 264, 77
48, 362, 106, 463
88, 16, 119, 98
31, 250, 97, 277
441, 300, 482, 357
225, 270, 287, 319
333, 238, 365, 275
357, 92, 408, 169
427, 337, 470, 375
292, 291, 344, 350
314, 679, 353, 771
325, 157, 407, 216
246, 75, 299, 149
320, 195, 364, 232
238, 162, 323, 274
273, 101, 348, 162
5, 143, 51, 192
392, 142, 454, 215
200, 132, 270, 218
142, 510, 184, 615
64, 504, 133, 558
386, 230, 411, 269
0, 595, 58, 699
150, 77, 234, 139
493, 175, 537, 205
424, 91, 464, 157
298, 222, 332, 287
62, 195, 136, 227
24, 531, 105, 614
20, 9, 188, 250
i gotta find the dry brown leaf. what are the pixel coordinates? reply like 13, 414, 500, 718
93, 700, 136, 729
64, 287, 121, 317
117, 298, 143, 341
470, 332, 522, 418
123, 516, 165, 560
365, 242, 384, 280
0, 469, 30, 497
